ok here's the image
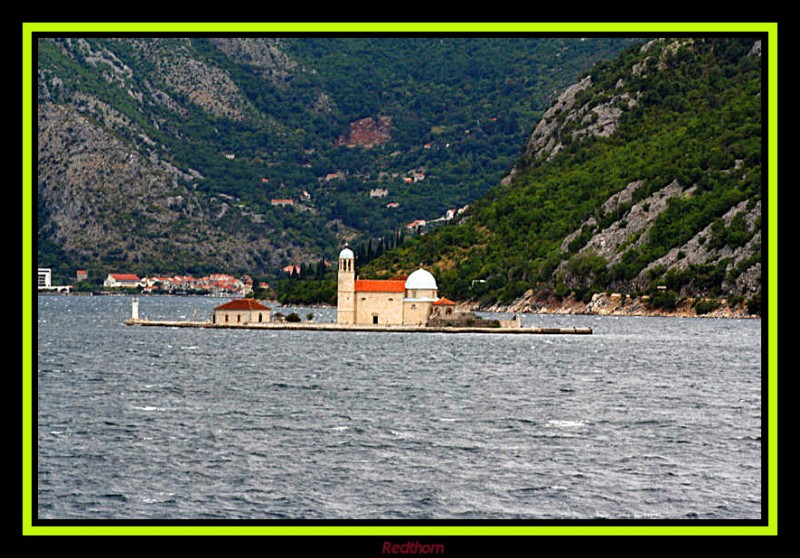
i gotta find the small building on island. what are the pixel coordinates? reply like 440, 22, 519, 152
212, 298, 271, 325
430, 297, 457, 318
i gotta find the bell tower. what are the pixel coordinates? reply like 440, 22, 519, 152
337, 245, 356, 324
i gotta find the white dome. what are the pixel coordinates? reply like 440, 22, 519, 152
404, 268, 438, 291
339, 247, 354, 259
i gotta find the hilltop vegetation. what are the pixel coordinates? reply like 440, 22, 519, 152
37, 37, 637, 284
363, 38, 762, 313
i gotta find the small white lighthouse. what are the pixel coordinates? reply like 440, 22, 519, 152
131, 296, 140, 321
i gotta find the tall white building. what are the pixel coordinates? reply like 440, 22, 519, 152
38, 268, 52, 288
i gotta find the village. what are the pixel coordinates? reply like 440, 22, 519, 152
38, 267, 261, 298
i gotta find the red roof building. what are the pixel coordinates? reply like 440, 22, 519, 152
103, 273, 141, 288
213, 298, 270, 311
354, 279, 406, 293
212, 298, 271, 325
431, 296, 457, 319
110, 274, 140, 282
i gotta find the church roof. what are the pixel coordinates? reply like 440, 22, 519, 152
404, 268, 438, 290
214, 298, 271, 311
355, 279, 406, 293
433, 297, 456, 306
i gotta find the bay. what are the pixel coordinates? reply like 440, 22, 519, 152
36, 295, 762, 520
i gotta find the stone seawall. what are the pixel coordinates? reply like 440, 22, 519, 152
124, 318, 591, 334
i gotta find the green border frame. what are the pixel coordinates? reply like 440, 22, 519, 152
23, 21, 777, 537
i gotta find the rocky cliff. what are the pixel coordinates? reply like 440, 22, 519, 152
505, 38, 763, 315
37, 102, 287, 273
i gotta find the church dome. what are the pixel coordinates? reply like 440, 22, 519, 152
339, 247, 354, 259
405, 268, 438, 291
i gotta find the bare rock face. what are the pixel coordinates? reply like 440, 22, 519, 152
38, 103, 188, 249
523, 75, 592, 161
554, 175, 760, 298
637, 200, 762, 296
558, 179, 687, 273
336, 116, 393, 148
209, 38, 299, 85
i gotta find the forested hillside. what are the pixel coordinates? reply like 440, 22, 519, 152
363, 37, 763, 315
37, 37, 637, 284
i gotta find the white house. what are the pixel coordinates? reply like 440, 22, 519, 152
103, 273, 141, 288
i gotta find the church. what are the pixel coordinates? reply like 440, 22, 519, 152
336, 246, 455, 326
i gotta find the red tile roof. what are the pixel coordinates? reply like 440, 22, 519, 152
111, 274, 140, 281
214, 298, 271, 311
355, 279, 406, 293
434, 297, 456, 306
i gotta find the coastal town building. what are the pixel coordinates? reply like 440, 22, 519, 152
38, 268, 52, 288
337, 247, 442, 326
103, 273, 141, 288
138, 273, 252, 296
212, 298, 271, 325
36, 267, 72, 293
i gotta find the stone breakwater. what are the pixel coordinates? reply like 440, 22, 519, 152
123, 318, 592, 334
480, 292, 759, 319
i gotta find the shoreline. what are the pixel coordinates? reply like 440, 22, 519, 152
39, 291, 759, 319
476, 292, 760, 320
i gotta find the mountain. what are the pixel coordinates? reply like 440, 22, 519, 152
363, 37, 763, 315
36, 36, 639, 284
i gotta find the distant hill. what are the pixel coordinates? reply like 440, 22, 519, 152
36, 36, 638, 284
363, 37, 762, 315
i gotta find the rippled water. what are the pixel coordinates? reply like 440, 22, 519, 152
36, 295, 762, 520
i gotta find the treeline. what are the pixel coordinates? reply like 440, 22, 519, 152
270, 230, 410, 305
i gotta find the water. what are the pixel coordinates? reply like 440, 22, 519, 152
36, 295, 762, 520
